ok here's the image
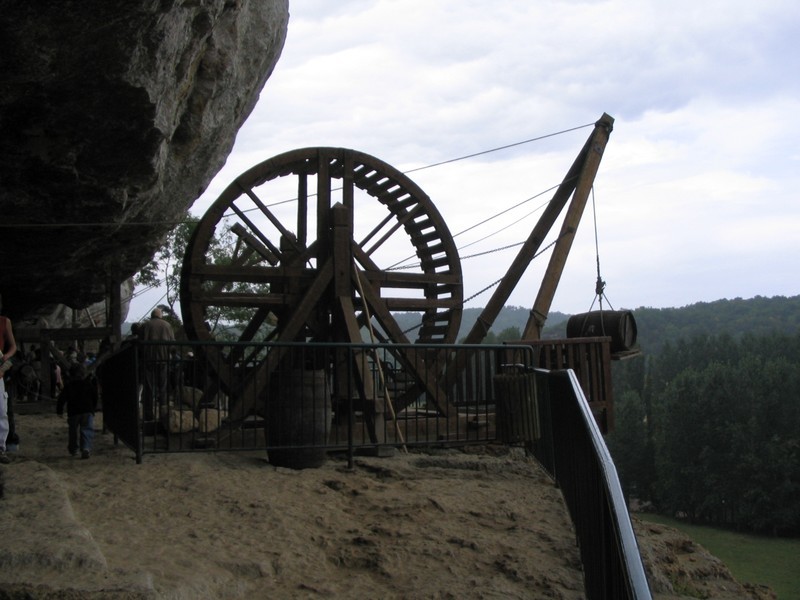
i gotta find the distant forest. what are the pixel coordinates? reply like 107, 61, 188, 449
390, 305, 571, 343
395, 294, 800, 347
399, 295, 800, 536
605, 295, 800, 537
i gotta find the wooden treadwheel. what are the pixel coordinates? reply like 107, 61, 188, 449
180, 147, 463, 347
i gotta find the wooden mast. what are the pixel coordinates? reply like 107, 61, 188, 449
460, 113, 614, 345
522, 113, 615, 340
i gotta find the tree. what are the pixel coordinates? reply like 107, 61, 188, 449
607, 390, 652, 503
136, 211, 270, 339
497, 326, 522, 342
644, 333, 800, 534
136, 212, 199, 318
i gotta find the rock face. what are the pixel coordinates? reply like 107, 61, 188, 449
0, 0, 289, 322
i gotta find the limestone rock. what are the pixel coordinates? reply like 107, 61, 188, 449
171, 385, 204, 410
197, 408, 228, 433
0, 0, 289, 321
166, 409, 198, 434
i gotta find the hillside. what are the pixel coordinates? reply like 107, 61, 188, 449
620, 295, 800, 353
391, 305, 570, 342
393, 294, 800, 351
1, 411, 775, 599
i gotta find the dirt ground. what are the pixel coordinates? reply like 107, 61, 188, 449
0, 410, 776, 599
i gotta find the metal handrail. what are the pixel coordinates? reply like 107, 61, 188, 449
532, 368, 652, 600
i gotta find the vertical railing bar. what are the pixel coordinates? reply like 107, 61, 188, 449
347, 345, 354, 469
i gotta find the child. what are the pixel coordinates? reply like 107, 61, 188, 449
56, 363, 98, 459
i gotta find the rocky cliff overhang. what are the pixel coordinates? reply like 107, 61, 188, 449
0, 0, 289, 323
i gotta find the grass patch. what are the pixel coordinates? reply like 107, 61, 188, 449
637, 512, 800, 599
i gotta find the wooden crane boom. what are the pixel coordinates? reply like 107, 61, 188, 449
461, 113, 614, 345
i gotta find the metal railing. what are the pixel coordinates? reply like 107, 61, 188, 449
531, 368, 652, 600
97, 338, 651, 598
98, 340, 536, 465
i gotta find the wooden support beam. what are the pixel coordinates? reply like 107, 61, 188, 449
228, 258, 334, 423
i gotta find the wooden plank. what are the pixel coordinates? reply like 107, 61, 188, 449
228, 201, 284, 259
361, 269, 462, 287
601, 338, 614, 432
189, 263, 314, 284
230, 223, 279, 265
297, 171, 308, 246
239, 184, 301, 254
362, 203, 423, 257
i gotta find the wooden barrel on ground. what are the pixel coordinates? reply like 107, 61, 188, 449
566, 310, 637, 353
266, 369, 331, 469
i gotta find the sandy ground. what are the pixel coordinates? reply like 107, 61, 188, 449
0, 410, 777, 599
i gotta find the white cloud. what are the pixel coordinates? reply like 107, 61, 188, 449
130, 0, 800, 321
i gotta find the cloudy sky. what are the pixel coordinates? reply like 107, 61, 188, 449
132, 0, 800, 321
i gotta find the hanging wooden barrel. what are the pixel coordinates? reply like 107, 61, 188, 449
566, 310, 637, 353
266, 369, 331, 469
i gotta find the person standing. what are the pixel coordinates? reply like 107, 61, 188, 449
0, 296, 19, 464
56, 362, 98, 459
140, 308, 175, 422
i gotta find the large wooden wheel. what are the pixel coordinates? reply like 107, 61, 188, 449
180, 148, 463, 425
181, 147, 463, 346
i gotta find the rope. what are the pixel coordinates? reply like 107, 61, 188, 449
589, 185, 614, 313
455, 197, 553, 250
460, 241, 524, 261
388, 240, 523, 272
388, 183, 565, 271
398, 235, 565, 336
403, 123, 596, 174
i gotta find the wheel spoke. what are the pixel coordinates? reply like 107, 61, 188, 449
361, 203, 424, 257
239, 184, 304, 255
230, 223, 279, 265
228, 202, 283, 261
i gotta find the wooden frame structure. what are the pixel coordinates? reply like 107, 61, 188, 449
179, 114, 617, 437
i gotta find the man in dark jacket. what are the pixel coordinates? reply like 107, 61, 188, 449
57, 363, 99, 459
140, 308, 175, 421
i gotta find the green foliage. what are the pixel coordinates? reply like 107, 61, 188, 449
611, 330, 800, 536
135, 212, 199, 316
607, 390, 654, 502
496, 326, 522, 342
394, 295, 800, 346
395, 294, 800, 537
625, 295, 800, 354
135, 211, 270, 338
